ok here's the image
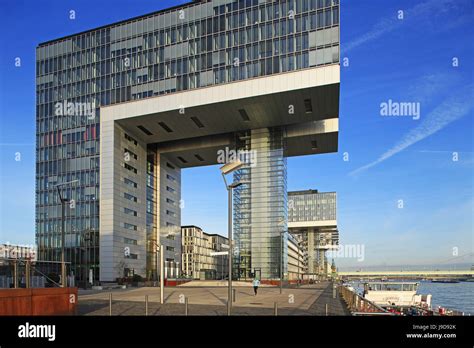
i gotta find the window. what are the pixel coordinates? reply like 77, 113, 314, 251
166, 174, 176, 182
166, 186, 175, 193
124, 192, 137, 202
124, 177, 137, 188
129, 253, 138, 259
124, 163, 137, 174
166, 198, 176, 205
124, 207, 137, 216
124, 133, 138, 146
166, 246, 175, 252
124, 223, 137, 230
124, 237, 137, 245
325, 9, 332, 26
166, 210, 177, 217
332, 7, 339, 25
317, 11, 324, 28
124, 148, 138, 160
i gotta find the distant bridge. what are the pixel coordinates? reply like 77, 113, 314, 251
338, 270, 474, 279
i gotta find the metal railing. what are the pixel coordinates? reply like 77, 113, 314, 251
338, 285, 391, 315
0, 259, 73, 288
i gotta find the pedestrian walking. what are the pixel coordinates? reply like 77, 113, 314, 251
252, 278, 260, 296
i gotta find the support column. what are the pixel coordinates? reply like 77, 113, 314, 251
99, 122, 147, 282
155, 154, 182, 277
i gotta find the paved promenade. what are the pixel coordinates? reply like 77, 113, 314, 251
77, 281, 350, 316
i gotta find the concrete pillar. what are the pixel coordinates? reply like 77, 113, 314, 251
155, 153, 182, 274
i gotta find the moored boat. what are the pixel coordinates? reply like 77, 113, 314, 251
362, 282, 431, 312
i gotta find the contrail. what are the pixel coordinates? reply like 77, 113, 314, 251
350, 85, 474, 176
343, 0, 462, 54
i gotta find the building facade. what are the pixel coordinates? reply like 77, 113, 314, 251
288, 189, 338, 276
35, 0, 340, 282
287, 233, 306, 281
181, 225, 229, 279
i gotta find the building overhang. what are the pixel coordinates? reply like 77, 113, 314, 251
289, 220, 339, 249
101, 65, 339, 167
288, 220, 337, 229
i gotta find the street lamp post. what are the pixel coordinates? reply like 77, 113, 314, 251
297, 238, 300, 288
82, 229, 96, 289
148, 240, 164, 304
220, 160, 247, 316
82, 231, 90, 290
160, 245, 164, 303
280, 230, 285, 294
277, 218, 287, 294
55, 180, 78, 287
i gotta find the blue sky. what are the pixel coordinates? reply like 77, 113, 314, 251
0, 0, 472, 268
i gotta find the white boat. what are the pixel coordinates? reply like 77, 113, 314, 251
363, 282, 431, 309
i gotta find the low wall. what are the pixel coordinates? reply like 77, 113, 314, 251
0, 287, 77, 316
260, 279, 287, 286
164, 279, 192, 287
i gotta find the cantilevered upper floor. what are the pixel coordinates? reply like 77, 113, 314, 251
36, 0, 340, 111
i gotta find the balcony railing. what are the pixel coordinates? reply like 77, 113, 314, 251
338, 285, 392, 315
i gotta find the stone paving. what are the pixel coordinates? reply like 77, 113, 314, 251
77, 281, 350, 316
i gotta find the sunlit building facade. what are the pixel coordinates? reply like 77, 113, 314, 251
35, 0, 340, 282
288, 189, 338, 276
181, 225, 229, 279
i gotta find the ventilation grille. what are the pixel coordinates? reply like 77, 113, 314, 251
158, 121, 173, 133
304, 99, 313, 113
137, 125, 152, 135
238, 109, 250, 121
190, 116, 204, 128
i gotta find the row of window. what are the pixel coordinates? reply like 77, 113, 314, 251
36, 216, 99, 234
38, 8, 337, 78
37, 0, 339, 65
37, 43, 337, 107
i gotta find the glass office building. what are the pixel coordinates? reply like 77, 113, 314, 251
36, 0, 340, 283
288, 189, 338, 275
289, 189, 336, 222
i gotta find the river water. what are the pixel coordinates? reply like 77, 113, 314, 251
417, 280, 474, 315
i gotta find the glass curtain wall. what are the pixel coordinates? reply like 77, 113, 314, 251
36, 0, 339, 283
233, 127, 287, 280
